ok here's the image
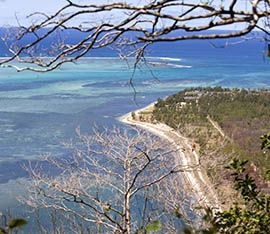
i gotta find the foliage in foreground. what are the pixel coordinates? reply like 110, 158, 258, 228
0, 217, 27, 234
202, 159, 270, 234
187, 134, 270, 234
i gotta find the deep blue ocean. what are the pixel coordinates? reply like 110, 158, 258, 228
0, 36, 269, 216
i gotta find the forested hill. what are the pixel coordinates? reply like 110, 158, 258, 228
152, 87, 270, 186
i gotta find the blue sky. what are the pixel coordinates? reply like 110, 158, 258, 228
0, 0, 67, 25
0, 0, 252, 29
0, 0, 155, 26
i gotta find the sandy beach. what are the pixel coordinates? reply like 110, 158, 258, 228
119, 102, 221, 211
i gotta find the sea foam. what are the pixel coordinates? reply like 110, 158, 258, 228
147, 57, 182, 62
149, 62, 191, 68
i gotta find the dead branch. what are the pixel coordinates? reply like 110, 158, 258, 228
20, 126, 200, 233
0, 0, 268, 72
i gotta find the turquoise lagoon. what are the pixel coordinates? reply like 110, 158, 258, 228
0, 40, 270, 213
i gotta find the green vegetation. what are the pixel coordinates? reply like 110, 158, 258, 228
151, 87, 270, 232
205, 133, 270, 233
0, 218, 27, 234
131, 111, 136, 120
153, 87, 270, 191
261, 133, 270, 151
200, 159, 270, 234
182, 136, 270, 234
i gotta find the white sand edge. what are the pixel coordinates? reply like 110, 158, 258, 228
118, 102, 221, 211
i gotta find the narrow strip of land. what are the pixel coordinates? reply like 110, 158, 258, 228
119, 103, 221, 211
207, 115, 225, 137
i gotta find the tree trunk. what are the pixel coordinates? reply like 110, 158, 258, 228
123, 159, 131, 234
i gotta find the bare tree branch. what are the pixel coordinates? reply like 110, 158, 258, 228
20, 127, 200, 233
0, 0, 268, 72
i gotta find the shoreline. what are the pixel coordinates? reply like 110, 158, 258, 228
119, 102, 221, 211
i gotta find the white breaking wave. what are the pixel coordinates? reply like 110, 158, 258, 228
167, 63, 192, 68
149, 62, 192, 68
147, 56, 182, 62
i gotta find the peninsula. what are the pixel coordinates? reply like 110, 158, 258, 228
120, 87, 270, 210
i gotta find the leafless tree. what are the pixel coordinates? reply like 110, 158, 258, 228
20, 127, 200, 234
0, 0, 269, 73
